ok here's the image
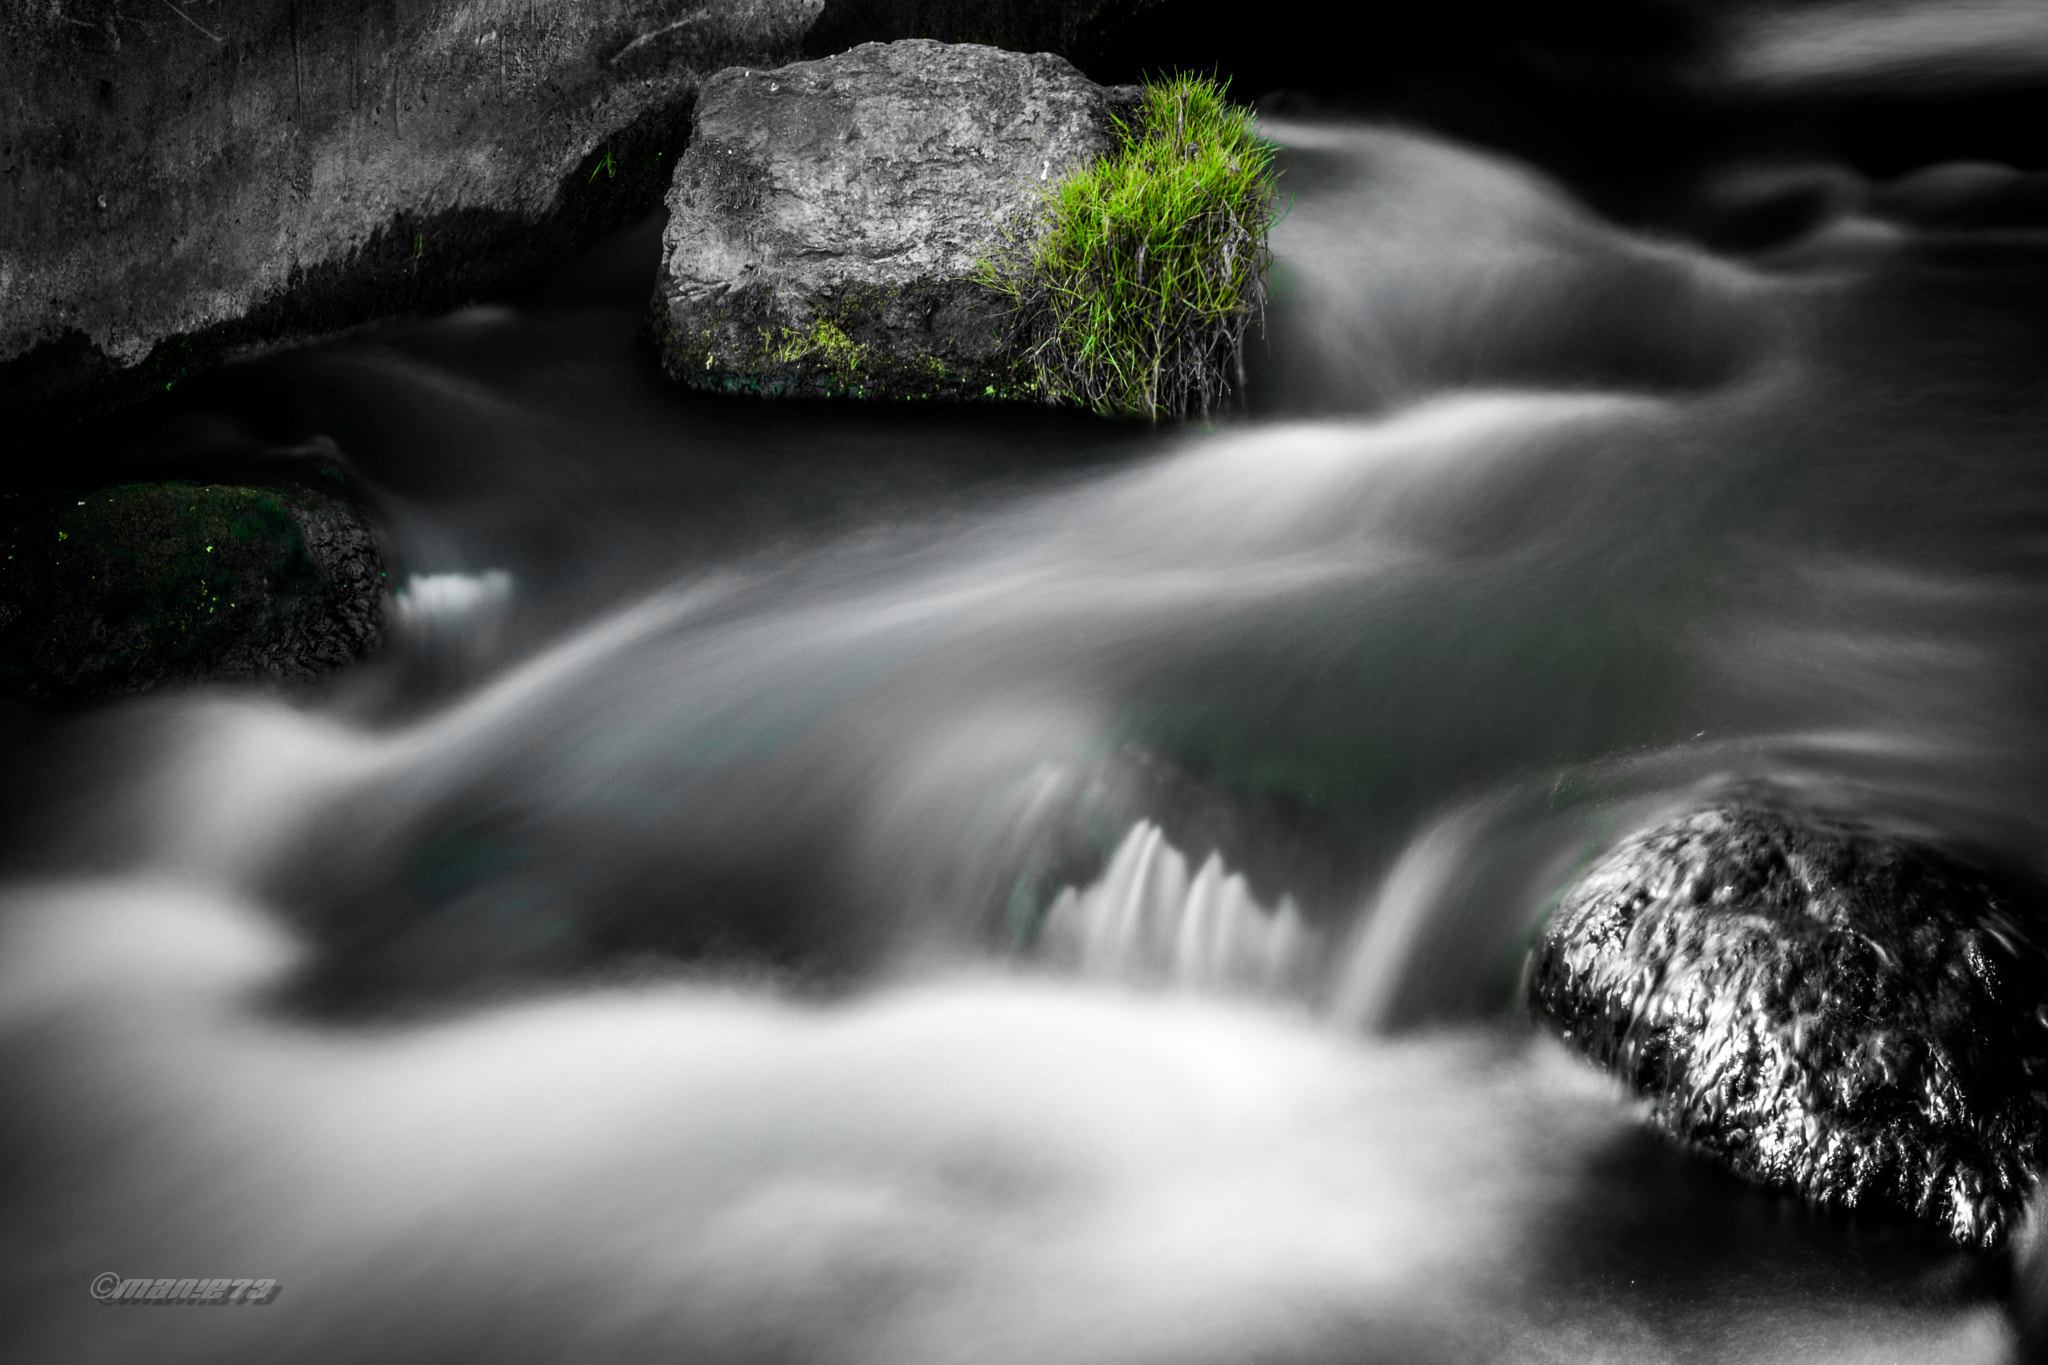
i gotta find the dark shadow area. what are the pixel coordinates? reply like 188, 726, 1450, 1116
1751, 83, 2048, 183
801, 0, 1142, 66
1085, 0, 1718, 220
0, 96, 695, 449
1528, 1121, 2009, 1342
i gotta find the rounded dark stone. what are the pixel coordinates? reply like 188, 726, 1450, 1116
1526, 799, 2048, 1247
0, 480, 385, 701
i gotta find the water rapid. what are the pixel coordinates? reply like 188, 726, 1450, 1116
9, 84, 2048, 1365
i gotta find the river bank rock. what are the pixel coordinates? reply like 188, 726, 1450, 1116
0, 0, 826, 434
1526, 800, 2048, 1248
0, 481, 385, 701
653, 40, 1133, 400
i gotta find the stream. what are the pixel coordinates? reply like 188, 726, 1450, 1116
10, 33, 2048, 1365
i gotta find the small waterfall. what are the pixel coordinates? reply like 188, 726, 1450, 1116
391, 569, 516, 682
1037, 821, 1310, 993
1330, 802, 1500, 1034
393, 569, 515, 629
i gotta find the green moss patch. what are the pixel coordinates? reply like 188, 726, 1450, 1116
659, 280, 1036, 403
980, 73, 1280, 420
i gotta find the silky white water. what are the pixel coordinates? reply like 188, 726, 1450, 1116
7, 80, 2048, 1365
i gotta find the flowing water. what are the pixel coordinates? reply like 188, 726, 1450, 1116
12, 30, 2048, 1365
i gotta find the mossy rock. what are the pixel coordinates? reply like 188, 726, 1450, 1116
0, 481, 385, 701
655, 42, 1132, 404
653, 279, 1038, 402
656, 45, 1275, 416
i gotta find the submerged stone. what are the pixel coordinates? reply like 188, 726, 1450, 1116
1526, 800, 2048, 1247
653, 40, 1131, 401
0, 481, 384, 701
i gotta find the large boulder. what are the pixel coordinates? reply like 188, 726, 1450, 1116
653, 40, 1132, 400
0, 0, 825, 432
0, 480, 385, 701
1526, 799, 2048, 1248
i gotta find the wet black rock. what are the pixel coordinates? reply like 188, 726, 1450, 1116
1527, 800, 2048, 1248
0, 481, 385, 701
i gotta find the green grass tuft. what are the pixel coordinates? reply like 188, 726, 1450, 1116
979, 73, 1280, 421
766, 318, 868, 375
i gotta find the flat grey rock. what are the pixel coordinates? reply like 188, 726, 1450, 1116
0, 0, 823, 427
1527, 799, 2048, 1247
654, 40, 1130, 400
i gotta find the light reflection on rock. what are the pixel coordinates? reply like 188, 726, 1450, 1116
1527, 798, 2048, 1248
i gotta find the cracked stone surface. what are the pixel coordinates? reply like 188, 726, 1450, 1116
655, 39, 1133, 400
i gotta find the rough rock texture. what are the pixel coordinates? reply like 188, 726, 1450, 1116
654, 40, 1132, 399
799, 0, 1151, 66
0, 0, 824, 432
0, 480, 385, 700
1527, 800, 2048, 1248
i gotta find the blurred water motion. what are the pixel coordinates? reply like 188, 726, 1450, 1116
1727, 2, 2048, 93
11, 13, 2048, 1361
1256, 123, 1773, 411
0, 883, 2009, 1365
1038, 820, 1312, 992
